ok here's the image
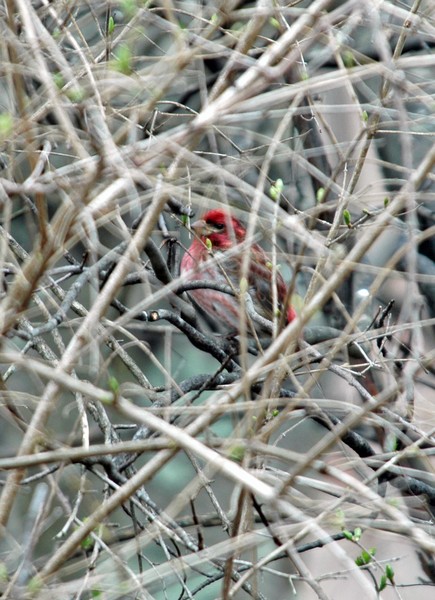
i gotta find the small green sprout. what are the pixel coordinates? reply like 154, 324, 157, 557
355, 547, 376, 566
229, 445, 245, 462
113, 45, 132, 75
316, 187, 325, 203
28, 576, 43, 594
342, 50, 356, 68
121, 0, 137, 18
53, 72, 64, 90
270, 178, 284, 201
107, 16, 115, 35
342, 527, 362, 542
108, 376, 120, 395
343, 209, 352, 227
379, 574, 388, 591
67, 87, 85, 103
0, 113, 13, 140
385, 563, 395, 583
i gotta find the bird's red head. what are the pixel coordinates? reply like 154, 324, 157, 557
190, 209, 246, 250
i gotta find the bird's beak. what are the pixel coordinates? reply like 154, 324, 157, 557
190, 218, 209, 237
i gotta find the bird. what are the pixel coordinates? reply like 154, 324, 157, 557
180, 209, 296, 335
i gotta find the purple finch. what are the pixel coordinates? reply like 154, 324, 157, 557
180, 209, 296, 334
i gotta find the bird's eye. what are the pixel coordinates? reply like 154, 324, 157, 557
210, 222, 225, 231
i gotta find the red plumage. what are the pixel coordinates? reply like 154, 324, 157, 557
180, 209, 296, 334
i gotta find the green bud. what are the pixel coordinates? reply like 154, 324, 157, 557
355, 547, 375, 566
229, 445, 245, 462
385, 434, 398, 452
385, 564, 395, 582
270, 178, 284, 200
81, 534, 94, 551
108, 376, 119, 394
53, 72, 64, 90
121, 0, 137, 18
67, 87, 85, 103
0, 113, 13, 140
269, 17, 280, 29
342, 50, 355, 68
28, 576, 43, 594
113, 45, 132, 75
108, 16, 115, 35
379, 575, 387, 591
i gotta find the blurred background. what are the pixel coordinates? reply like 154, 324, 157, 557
0, 1, 434, 598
